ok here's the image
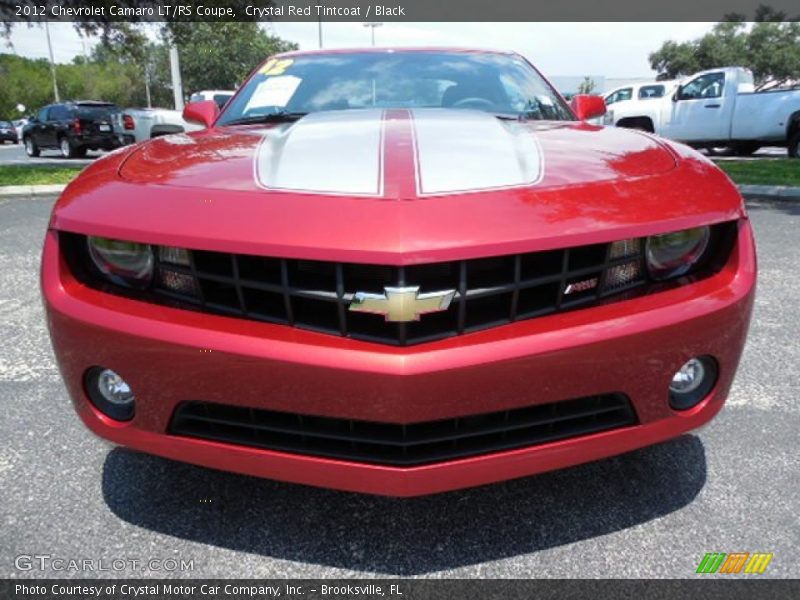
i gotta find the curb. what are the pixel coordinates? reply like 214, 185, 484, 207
0, 184, 68, 198
0, 183, 799, 201
737, 184, 800, 201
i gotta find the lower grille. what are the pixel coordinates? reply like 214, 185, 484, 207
169, 394, 637, 466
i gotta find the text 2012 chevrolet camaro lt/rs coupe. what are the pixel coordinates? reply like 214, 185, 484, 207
42, 48, 756, 496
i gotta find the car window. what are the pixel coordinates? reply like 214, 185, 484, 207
679, 72, 725, 100
50, 105, 72, 120
76, 104, 117, 119
638, 85, 665, 99
219, 52, 574, 123
605, 88, 633, 106
37, 107, 50, 121
213, 94, 233, 109
0, 121, 12, 128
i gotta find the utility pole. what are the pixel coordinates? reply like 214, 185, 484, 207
169, 44, 184, 111
44, 22, 60, 102
144, 46, 153, 108
363, 22, 382, 47
144, 64, 152, 108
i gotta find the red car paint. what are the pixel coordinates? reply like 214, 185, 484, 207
42, 49, 756, 496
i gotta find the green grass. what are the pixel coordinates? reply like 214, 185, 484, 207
715, 159, 800, 186
0, 165, 84, 186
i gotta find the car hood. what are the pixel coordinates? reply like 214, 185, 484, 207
119, 108, 676, 196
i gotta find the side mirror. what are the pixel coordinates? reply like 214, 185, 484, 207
672, 88, 681, 102
182, 100, 219, 128
570, 95, 606, 121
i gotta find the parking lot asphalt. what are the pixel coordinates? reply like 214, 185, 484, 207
0, 142, 102, 167
1, 195, 798, 579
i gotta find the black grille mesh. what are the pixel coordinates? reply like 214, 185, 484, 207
61, 221, 737, 347
169, 394, 637, 466
157, 242, 643, 345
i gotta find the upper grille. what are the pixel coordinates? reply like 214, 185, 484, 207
153, 242, 642, 346
61, 222, 736, 346
169, 394, 637, 467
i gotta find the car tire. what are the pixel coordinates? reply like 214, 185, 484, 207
788, 133, 800, 159
59, 137, 75, 159
733, 142, 761, 157
74, 146, 87, 158
24, 137, 40, 157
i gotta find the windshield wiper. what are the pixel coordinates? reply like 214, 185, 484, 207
493, 112, 527, 121
221, 111, 308, 126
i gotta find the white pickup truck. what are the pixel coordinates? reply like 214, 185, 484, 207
114, 108, 204, 145
602, 67, 800, 157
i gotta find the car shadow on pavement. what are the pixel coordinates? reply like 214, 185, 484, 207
102, 435, 706, 575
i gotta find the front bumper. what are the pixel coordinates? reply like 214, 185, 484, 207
73, 134, 119, 149
43, 220, 756, 496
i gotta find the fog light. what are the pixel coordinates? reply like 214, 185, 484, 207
670, 358, 705, 394
85, 367, 135, 421
669, 356, 718, 410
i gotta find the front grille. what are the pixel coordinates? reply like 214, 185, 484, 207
64, 235, 647, 346
61, 221, 736, 346
178, 244, 638, 346
169, 394, 637, 467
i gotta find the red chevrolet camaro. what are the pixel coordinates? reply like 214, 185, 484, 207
42, 48, 756, 496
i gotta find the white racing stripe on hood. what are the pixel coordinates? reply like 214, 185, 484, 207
412, 109, 543, 196
254, 109, 384, 196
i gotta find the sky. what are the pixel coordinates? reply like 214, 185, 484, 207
4, 21, 714, 79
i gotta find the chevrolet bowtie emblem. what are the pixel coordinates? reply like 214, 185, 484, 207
349, 286, 457, 322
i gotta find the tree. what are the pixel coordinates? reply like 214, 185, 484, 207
0, 54, 53, 118
0, 20, 297, 116
648, 8, 800, 88
170, 22, 297, 93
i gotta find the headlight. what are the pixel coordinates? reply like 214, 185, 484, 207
645, 226, 710, 280
87, 236, 153, 287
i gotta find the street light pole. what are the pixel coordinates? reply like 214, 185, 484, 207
169, 44, 184, 111
363, 22, 383, 47
44, 22, 60, 102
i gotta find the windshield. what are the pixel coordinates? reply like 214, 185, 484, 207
77, 104, 117, 119
218, 51, 574, 124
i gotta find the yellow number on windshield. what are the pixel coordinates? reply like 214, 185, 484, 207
259, 59, 294, 76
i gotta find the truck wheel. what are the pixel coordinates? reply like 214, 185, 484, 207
789, 133, 800, 159
59, 137, 75, 159
24, 137, 40, 157
733, 142, 760, 156
73, 146, 87, 158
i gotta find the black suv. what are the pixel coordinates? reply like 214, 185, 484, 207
22, 101, 121, 158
